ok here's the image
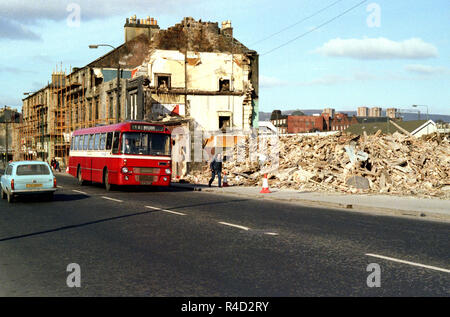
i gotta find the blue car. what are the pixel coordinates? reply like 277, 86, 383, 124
1, 161, 57, 203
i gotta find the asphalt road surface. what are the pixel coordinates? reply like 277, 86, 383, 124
0, 173, 449, 296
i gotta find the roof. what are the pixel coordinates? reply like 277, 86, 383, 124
345, 120, 429, 135
72, 121, 168, 135
8, 161, 50, 166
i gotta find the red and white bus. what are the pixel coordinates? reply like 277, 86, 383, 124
68, 121, 172, 190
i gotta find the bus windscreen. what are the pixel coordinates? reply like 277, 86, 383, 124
122, 132, 171, 156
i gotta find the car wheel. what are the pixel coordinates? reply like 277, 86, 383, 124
7, 191, 14, 203
1, 188, 5, 200
77, 166, 85, 186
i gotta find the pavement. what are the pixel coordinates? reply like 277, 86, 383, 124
170, 182, 450, 223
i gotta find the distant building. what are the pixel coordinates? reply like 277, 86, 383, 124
369, 107, 382, 117
322, 108, 335, 118
357, 106, 369, 117
386, 108, 398, 119
345, 119, 437, 137
284, 112, 358, 133
287, 115, 327, 133
0, 107, 22, 162
330, 113, 358, 131
270, 110, 288, 134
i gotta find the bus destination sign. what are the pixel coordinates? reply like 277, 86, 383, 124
131, 124, 165, 132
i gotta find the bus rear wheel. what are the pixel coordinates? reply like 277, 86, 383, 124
77, 166, 85, 186
104, 169, 112, 191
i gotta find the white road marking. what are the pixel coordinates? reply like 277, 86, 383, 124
218, 222, 250, 231
57, 185, 64, 188
145, 205, 186, 216
72, 189, 88, 195
366, 253, 450, 274
264, 232, 279, 236
101, 196, 123, 203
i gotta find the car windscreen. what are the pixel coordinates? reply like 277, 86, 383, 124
122, 132, 171, 156
16, 164, 51, 176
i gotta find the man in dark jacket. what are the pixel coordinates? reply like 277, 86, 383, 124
208, 153, 222, 187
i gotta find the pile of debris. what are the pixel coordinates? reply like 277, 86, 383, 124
185, 131, 450, 198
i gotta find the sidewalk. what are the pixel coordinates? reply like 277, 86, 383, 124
171, 182, 450, 222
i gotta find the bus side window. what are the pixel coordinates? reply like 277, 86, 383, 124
106, 132, 113, 151
88, 134, 94, 151
83, 135, 89, 151
94, 134, 100, 151
112, 132, 120, 154
78, 135, 83, 151
100, 133, 106, 150
73, 136, 78, 151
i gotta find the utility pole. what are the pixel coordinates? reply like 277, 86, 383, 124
5, 106, 8, 166
413, 104, 430, 135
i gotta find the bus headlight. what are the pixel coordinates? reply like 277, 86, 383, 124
165, 168, 171, 175
122, 167, 129, 174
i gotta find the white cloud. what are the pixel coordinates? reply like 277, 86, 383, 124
404, 64, 449, 75
298, 75, 350, 86
314, 37, 438, 60
0, 0, 203, 40
260, 75, 288, 88
1, 0, 202, 23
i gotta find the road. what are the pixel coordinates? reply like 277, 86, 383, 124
0, 173, 449, 296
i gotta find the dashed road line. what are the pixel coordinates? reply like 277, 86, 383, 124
366, 253, 450, 273
218, 222, 250, 231
101, 196, 124, 203
72, 189, 88, 195
145, 205, 186, 216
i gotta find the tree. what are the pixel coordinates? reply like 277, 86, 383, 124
270, 110, 282, 120
291, 110, 305, 116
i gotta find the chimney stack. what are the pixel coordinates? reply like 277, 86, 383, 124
124, 15, 160, 42
221, 20, 233, 37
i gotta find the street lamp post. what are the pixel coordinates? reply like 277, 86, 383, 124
412, 104, 429, 135
89, 44, 120, 123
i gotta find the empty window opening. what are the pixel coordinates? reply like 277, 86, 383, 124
157, 75, 170, 90
219, 79, 230, 92
219, 116, 231, 130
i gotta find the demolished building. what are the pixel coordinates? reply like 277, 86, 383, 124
18, 16, 259, 177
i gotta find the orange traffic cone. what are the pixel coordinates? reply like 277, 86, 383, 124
223, 172, 229, 187
260, 174, 271, 193
66, 166, 69, 174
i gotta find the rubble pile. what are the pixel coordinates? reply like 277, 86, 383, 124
186, 132, 450, 198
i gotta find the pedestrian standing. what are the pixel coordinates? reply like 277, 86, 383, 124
208, 153, 222, 187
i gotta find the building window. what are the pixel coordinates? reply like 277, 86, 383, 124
219, 116, 231, 130
109, 94, 114, 121
95, 98, 99, 120
130, 90, 138, 120
219, 79, 230, 92
157, 74, 171, 90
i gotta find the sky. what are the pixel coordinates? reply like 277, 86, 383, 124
0, 0, 449, 115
